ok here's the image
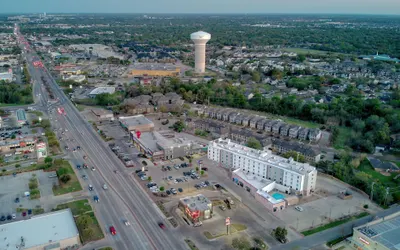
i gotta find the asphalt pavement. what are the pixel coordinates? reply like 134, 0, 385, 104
18, 29, 189, 250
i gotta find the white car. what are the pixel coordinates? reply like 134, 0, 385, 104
11, 214, 16, 219
124, 220, 130, 226
91, 167, 95, 171
295, 206, 304, 212
103, 184, 108, 190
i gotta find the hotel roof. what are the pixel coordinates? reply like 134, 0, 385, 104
211, 138, 316, 175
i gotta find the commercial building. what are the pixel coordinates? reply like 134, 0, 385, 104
16, 109, 27, 125
191, 31, 211, 74
91, 108, 114, 120
0, 137, 36, 153
131, 63, 180, 77
0, 209, 80, 250
119, 115, 154, 132
350, 210, 400, 250
130, 130, 203, 161
88, 87, 115, 98
179, 194, 213, 223
208, 138, 317, 196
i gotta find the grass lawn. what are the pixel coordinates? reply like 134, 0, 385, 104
302, 212, 369, 236
55, 200, 104, 244
280, 116, 320, 129
28, 110, 43, 116
282, 48, 349, 56
85, 211, 104, 242
51, 160, 82, 195
203, 231, 226, 240
76, 104, 86, 112
333, 127, 352, 150
231, 223, 247, 232
55, 199, 92, 215
358, 160, 398, 187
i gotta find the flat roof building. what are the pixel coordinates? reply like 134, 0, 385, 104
119, 115, 154, 132
16, 109, 27, 125
208, 138, 317, 196
91, 108, 114, 120
179, 194, 213, 223
131, 130, 203, 161
88, 87, 115, 98
351, 210, 400, 250
0, 209, 80, 250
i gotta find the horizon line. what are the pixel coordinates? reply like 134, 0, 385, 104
1, 12, 400, 16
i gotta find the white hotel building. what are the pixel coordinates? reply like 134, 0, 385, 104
208, 139, 317, 211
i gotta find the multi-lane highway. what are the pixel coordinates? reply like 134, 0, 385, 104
16, 27, 189, 250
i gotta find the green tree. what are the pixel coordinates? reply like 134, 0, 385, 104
172, 121, 186, 132
251, 71, 261, 83
44, 156, 53, 164
272, 227, 288, 243
147, 176, 152, 182
246, 137, 262, 150
297, 54, 306, 62
60, 174, 71, 183
200, 170, 205, 176
159, 186, 165, 191
56, 167, 68, 177
282, 151, 306, 163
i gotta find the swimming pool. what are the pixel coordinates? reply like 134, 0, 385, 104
272, 193, 285, 200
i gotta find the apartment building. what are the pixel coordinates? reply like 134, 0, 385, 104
208, 138, 317, 196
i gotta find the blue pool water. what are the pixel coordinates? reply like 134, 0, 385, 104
272, 193, 285, 200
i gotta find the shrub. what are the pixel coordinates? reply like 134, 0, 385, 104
363, 204, 369, 209
60, 174, 71, 183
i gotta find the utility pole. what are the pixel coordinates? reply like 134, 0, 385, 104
384, 187, 390, 207
370, 182, 375, 201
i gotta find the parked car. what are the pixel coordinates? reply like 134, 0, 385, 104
170, 188, 177, 195
295, 206, 304, 212
0, 216, 6, 221
201, 167, 208, 171
219, 205, 227, 211
14, 197, 20, 203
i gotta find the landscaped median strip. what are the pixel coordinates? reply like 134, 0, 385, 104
185, 239, 199, 250
301, 212, 369, 236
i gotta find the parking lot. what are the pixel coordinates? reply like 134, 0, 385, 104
275, 175, 380, 231
0, 170, 57, 223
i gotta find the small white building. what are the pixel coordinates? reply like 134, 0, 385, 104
89, 87, 115, 98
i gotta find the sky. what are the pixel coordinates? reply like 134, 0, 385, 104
1, 0, 400, 15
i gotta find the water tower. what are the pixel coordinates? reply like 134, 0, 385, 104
190, 31, 211, 74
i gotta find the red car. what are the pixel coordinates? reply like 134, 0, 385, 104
158, 222, 166, 229
110, 226, 116, 235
